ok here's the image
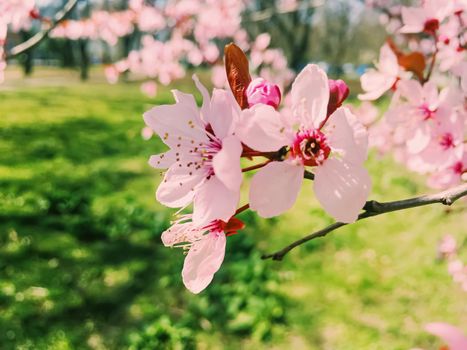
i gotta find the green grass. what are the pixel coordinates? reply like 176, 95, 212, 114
0, 74, 465, 350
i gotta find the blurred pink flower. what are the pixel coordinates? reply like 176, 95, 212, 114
400, 0, 452, 34
104, 66, 119, 84
144, 75, 243, 226
238, 64, 371, 222
438, 234, 457, 257
246, 78, 282, 109
140, 81, 157, 98
359, 43, 403, 101
211, 65, 227, 88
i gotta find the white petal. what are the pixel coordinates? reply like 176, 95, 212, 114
249, 161, 304, 218
325, 107, 368, 165
314, 158, 371, 223
358, 69, 396, 101
148, 150, 176, 169
156, 166, 206, 208
291, 64, 329, 129
192, 176, 239, 226
213, 135, 243, 192
237, 104, 291, 152
182, 232, 226, 294
143, 103, 207, 148
206, 89, 239, 139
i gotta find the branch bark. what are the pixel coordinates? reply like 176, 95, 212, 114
6, 0, 78, 59
261, 182, 467, 261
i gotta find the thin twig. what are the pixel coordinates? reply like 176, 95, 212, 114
423, 33, 439, 83
6, 0, 78, 59
261, 182, 467, 261
242, 160, 271, 172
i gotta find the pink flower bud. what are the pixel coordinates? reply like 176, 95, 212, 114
246, 78, 281, 109
327, 79, 349, 116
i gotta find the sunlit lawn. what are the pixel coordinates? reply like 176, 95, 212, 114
0, 68, 465, 350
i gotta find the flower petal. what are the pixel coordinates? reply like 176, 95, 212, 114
400, 7, 426, 34
156, 166, 206, 208
358, 69, 396, 101
148, 150, 176, 169
249, 161, 304, 217
207, 89, 238, 139
291, 64, 329, 129
143, 103, 207, 148
192, 176, 239, 226
314, 158, 371, 223
213, 135, 243, 192
193, 74, 212, 123
398, 79, 423, 105
182, 232, 226, 294
325, 107, 368, 165
237, 104, 291, 152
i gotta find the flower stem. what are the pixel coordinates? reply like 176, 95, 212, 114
423, 32, 439, 83
242, 160, 271, 172
235, 203, 250, 215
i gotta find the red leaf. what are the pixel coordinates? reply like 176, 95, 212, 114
224, 43, 251, 109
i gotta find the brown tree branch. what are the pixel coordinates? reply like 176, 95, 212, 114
6, 0, 78, 59
261, 182, 467, 261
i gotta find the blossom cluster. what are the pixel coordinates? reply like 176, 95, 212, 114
57, 0, 294, 97
358, 0, 467, 190
144, 45, 371, 293
0, 0, 37, 83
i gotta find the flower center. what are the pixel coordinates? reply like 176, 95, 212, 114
291, 129, 330, 166
452, 161, 463, 175
439, 133, 455, 150
418, 103, 436, 120
423, 18, 439, 34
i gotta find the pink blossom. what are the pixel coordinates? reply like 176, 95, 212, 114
427, 153, 466, 189
238, 65, 371, 223
144, 75, 243, 226
400, 0, 453, 34
0, 0, 36, 32
162, 215, 243, 293
327, 79, 350, 116
438, 234, 457, 257
253, 33, 271, 51
424, 323, 467, 350
246, 78, 282, 109
136, 6, 165, 32
387, 80, 464, 172
140, 81, 158, 98
104, 66, 119, 84
358, 43, 403, 101
211, 65, 227, 88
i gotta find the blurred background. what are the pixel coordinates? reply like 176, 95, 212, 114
1, 0, 466, 349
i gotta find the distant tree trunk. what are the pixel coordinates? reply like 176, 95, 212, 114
62, 40, 76, 67
20, 31, 34, 76
79, 39, 89, 81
